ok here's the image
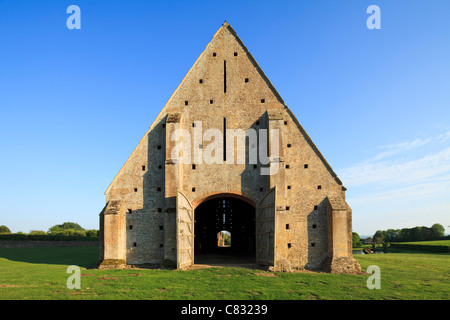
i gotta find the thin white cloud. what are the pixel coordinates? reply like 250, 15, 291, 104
347, 173, 450, 205
340, 146, 450, 187
437, 130, 450, 143
342, 130, 450, 235
370, 138, 431, 161
338, 131, 450, 188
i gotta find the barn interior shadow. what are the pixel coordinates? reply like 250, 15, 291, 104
194, 196, 257, 267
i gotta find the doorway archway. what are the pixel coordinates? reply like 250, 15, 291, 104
194, 195, 256, 265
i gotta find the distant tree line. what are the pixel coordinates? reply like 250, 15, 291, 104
0, 222, 98, 240
372, 223, 446, 244
352, 223, 447, 248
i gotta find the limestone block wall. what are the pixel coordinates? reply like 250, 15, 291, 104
104, 120, 166, 264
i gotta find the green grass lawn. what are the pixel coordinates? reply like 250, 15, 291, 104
0, 246, 448, 300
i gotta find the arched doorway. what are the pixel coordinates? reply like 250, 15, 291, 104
194, 195, 256, 265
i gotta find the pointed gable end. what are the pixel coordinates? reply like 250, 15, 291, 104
105, 22, 344, 196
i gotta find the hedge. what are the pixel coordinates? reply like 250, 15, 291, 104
0, 234, 98, 241
390, 243, 450, 253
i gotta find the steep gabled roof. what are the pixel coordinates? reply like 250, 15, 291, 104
105, 22, 343, 195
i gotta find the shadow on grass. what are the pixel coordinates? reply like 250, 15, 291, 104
0, 246, 99, 268
354, 247, 450, 256
386, 247, 450, 255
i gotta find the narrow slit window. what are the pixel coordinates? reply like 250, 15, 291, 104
286, 206, 290, 211
129, 225, 133, 230
128, 209, 132, 214
159, 225, 164, 230
286, 224, 290, 230
312, 224, 317, 229
223, 118, 227, 162
157, 208, 162, 213
245, 78, 249, 83
157, 187, 161, 192
288, 243, 292, 249
261, 99, 265, 103
192, 187, 196, 192
199, 79, 203, 84
192, 164, 196, 170
286, 165, 290, 169
185, 101, 188, 106
314, 205, 318, 210
158, 165, 162, 169
210, 99, 214, 104
224, 60, 227, 93
287, 185, 291, 189
304, 164, 308, 169
213, 52, 216, 57
134, 188, 138, 192
318, 185, 322, 190
142, 165, 146, 171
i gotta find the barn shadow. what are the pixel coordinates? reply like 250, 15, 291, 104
0, 246, 99, 268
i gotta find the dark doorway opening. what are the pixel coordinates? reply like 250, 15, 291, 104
194, 196, 255, 265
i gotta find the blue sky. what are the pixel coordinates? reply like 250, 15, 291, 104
0, 0, 449, 236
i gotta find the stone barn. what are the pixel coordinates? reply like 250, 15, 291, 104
98, 22, 361, 274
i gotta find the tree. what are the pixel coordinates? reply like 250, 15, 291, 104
48, 222, 84, 235
28, 230, 47, 235
0, 225, 11, 234
422, 226, 432, 240
61, 229, 86, 237
352, 232, 362, 248
86, 229, 99, 237
431, 223, 445, 240
385, 229, 400, 244
373, 230, 385, 244
399, 228, 413, 242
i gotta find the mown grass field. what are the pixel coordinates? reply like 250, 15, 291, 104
0, 246, 448, 300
